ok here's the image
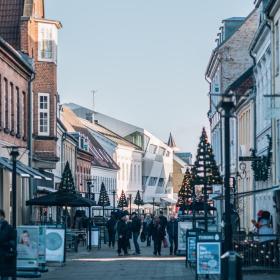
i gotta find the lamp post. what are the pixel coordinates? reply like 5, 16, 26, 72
152, 197, 155, 215
10, 147, 19, 230
87, 181, 92, 251
10, 147, 19, 280
112, 190, 116, 211
219, 93, 242, 280
220, 94, 235, 252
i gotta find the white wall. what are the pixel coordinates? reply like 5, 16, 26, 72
116, 146, 142, 197
92, 167, 117, 206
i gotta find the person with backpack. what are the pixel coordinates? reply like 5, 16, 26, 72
131, 212, 141, 255
0, 209, 16, 280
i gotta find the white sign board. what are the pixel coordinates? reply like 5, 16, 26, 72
17, 226, 39, 269
87, 228, 99, 246
178, 221, 192, 250
46, 228, 65, 262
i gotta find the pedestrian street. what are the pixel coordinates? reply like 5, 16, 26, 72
18, 243, 278, 280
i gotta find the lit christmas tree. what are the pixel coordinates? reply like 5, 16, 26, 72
191, 128, 222, 231
59, 161, 76, 193
118, 190, 128, 210
176, 168, 193, 210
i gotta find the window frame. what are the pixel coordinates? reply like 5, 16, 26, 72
38, 22, 58, 63
38, 93, 50, 136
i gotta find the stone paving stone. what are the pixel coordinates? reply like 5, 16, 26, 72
18, 242, 280, 280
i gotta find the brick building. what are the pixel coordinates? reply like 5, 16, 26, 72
0, 35, 34, 224
0, 0, 62, 173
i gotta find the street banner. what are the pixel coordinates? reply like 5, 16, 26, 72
17, 226, 39, 269
178, 221, 192, 250
38, 226, 46, 264
196, 233, 221, 275
45, 228, 65, 262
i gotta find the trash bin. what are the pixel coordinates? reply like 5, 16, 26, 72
221, 251, 243, 280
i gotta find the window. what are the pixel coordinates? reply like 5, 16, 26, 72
4, 78, 8, 129
10, 83, 14, 133
148, 177, 157, 186
38, 23, 57, 63
276, 21, 280, 75
157, 178, 165, 187
16, 87, 20, 135
23, 92, 26, 138
149, 144, 157, 154
38, 93, 50, 135
142, 176, 149, 186
158, 147, 166, 156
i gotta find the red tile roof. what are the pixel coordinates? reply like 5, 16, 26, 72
0, 0, 24, 49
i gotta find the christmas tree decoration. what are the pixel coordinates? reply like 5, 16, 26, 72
191, 127, 222, 231
98, 182, 110, 207
59, 161, 76, 193
98, 182, 110, 218
134, 190, 144, 212
176, 168, 193, 209
118, 190, 128, 210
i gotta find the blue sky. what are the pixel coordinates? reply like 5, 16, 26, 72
45, 0, 254, 155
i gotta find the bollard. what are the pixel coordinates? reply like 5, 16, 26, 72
221, 251, 243, 280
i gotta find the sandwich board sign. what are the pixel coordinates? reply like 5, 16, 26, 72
196, 232, 221, 276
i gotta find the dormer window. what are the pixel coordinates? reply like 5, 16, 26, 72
38, 23, 57, 63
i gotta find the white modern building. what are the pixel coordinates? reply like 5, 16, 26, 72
92, 111, 175, 205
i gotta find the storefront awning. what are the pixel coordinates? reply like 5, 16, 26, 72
212, 185, 280, 200
0, 157, 51, 180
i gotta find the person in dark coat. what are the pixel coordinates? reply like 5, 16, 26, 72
106, 213, 117, 248
0, 209, 16, 279
131, 212, 141, 255
143, 214, 153, 246
151, 216, 165, 256
117, 214, 128, 256
159, 210, 167, 231
167, 214, 178, 255
126, 217, 132, 250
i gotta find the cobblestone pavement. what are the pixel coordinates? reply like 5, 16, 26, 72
19, 242, 280, 280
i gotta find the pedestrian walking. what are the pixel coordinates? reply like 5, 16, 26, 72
117, 213, 128, 256
106, 212, 117, 248
151, 216, 165, 256
0, 209, 16, 280
159, 210, 167, 231
126, 216, 132, 250
143, 214, 153, 246
167, 214, 178, 255
131, 212, 141, 255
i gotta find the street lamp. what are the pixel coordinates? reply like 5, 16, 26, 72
8, 146, 19, 280
87, 181, 93, 251
152, 197, 155, 215
219, 93, 235, 252
112, 190, 116, 211
10, 147, 20, 230
129, 194, 132, 215
219, 93, 242, 280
